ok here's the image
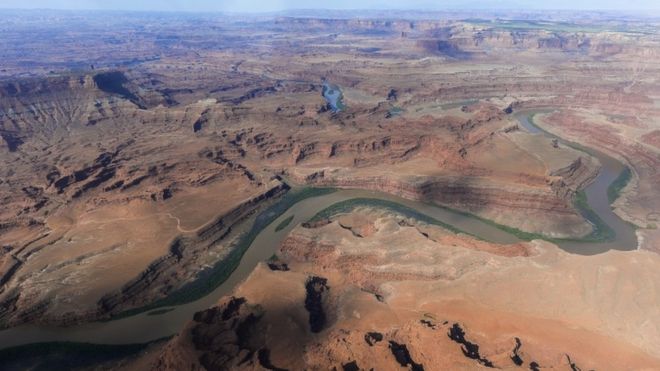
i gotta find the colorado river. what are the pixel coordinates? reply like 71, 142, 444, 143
516, 110, 637, 255
0, 110, 637, 349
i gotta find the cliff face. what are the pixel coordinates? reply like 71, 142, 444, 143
96, 182, 288, 318
0, 72, 278, 327
0, 182, 288, 327
0, 75, 98, 151
0, 71, 172, 146
268, 18, 656, 59
291, 161, 597, 238
279, 108, 601, 239
435, 27, 650, 57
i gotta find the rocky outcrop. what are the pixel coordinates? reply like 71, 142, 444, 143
151, 208, 660, 370
97, 183, 288, 318
364, 332, 384, 346
284, 135, 423, 167
152, 296, 268, 370
549, 157, 598, 200
0, 181, 287, 327
0, 248, 21, 286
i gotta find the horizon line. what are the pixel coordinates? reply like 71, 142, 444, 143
1, 7, 660, 14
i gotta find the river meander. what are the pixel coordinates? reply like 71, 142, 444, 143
0, 110, 637, 349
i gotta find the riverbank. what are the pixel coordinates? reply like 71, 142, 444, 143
107, 187, 336, 321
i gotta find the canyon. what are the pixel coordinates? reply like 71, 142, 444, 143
0, 8, 659, 371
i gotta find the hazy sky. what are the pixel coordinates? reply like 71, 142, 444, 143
0, 0, 658, 12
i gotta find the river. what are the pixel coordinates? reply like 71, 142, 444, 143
0, 110, 637, 349
516, 111, 637, 254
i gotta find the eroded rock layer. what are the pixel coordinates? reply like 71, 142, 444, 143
0, 11, 658, 333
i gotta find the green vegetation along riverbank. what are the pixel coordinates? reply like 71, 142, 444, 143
275, 215, 295, 232
607, 167, 632, 203
109, 187, 336, 320
308, 196, 615, 244
307, 197, 481, 240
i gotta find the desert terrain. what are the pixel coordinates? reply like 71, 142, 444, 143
0, 8, 659, 371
